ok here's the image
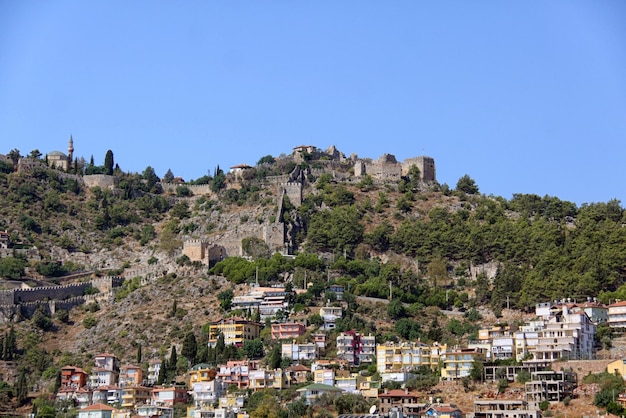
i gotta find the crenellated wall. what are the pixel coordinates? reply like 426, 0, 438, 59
0, 277, 124, 322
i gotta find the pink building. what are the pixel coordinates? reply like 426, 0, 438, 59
271, 323, 306, 340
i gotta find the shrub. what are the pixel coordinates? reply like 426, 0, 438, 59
83, 316, 98, 329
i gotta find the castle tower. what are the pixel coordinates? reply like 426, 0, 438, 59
67, 135, 74, 162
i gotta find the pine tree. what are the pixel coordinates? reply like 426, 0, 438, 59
163, 169, 175, 183
136, 343, 142, 364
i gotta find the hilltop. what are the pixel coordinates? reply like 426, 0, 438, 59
1, 144, 626, 415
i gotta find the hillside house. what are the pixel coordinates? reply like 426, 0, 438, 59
296, 383, 343, 405
119, 365, 143, 387
189, 363, 225, 407
608, 358, 626, 379
147, 359, 162, 385
282, 341, 319, 362
217, 360, 259, 390
336, 331, 376, 366
248, 368, 289, 391
61, 365, 89, 390
208, 317, 262, 347
533, 306, 595, 361
0, 230, 9, 249
285, 364, 310, 385
319, 305, 343, 330
271, 322, 306, 340
421, 404, 463, 418
441, 348, 485, 380
78, 403, 118, 418
89, 353, 120, 388
120, 385, 152, 409
378, 389, 425, 418
608, 301, 626, 328
91, 386, 122, 406
152, 386, 189, 407
376, 341, 446, 374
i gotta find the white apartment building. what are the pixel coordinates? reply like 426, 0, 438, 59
282, 342, 319, 362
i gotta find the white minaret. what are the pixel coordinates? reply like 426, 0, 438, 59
67, 135, 74, 163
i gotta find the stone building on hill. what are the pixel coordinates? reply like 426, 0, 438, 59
47, 135, 74, 171
354, 153, 436, 182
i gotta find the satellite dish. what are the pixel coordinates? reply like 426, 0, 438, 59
369, 405, 377, 415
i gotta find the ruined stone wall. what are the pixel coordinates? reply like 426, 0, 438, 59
264, 223, 286, 252
402, 156, 436, 182
160, 183, 214, 196
83, 174, 118, 189
0, 247, 40, 261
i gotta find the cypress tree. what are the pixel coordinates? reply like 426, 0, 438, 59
104, 150, 114, 175
169, 346, 177, 372
182, 332, 197, 365
157, 358, 167, 385
16, 369, 28, 405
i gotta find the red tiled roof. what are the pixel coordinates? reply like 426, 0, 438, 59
379, 389, 419, 398
81, 403, 117, 411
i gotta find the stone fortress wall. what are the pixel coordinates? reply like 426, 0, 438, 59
0, 276, 124, 322
355, 154, 437, 182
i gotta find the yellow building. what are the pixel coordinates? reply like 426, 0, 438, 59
607, 359, 626, 377
441, 348, 484, 380
208, 317, 262, 347
358, 375, 380, 399
120, 386, 152, 409
376, 341, 446, 373
248, 368, 288, 391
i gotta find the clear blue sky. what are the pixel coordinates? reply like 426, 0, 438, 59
1, 1, 625, 206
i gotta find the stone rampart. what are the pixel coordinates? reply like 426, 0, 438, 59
160, 183, 214, 196
282, 182, 303, 207
10, 282, 90, 303
124, 265, 169, 280
92, 276, 124, 292
83, 174, 117, 189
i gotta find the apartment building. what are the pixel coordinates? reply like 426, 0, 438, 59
525, 370, 577, 402
189, 364, 226, 407
336, 331, 375, 366
282, 342, 319, 362
248, 368, 289, 391
208, 317, 262, 347
271, 322, 306, 340
89, 353, 120, 388
533, 307, 595, 361
441, 348, 485, 380
119, 365, 143, 387
376, 341, 446, 374
608, 301, 626, 328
